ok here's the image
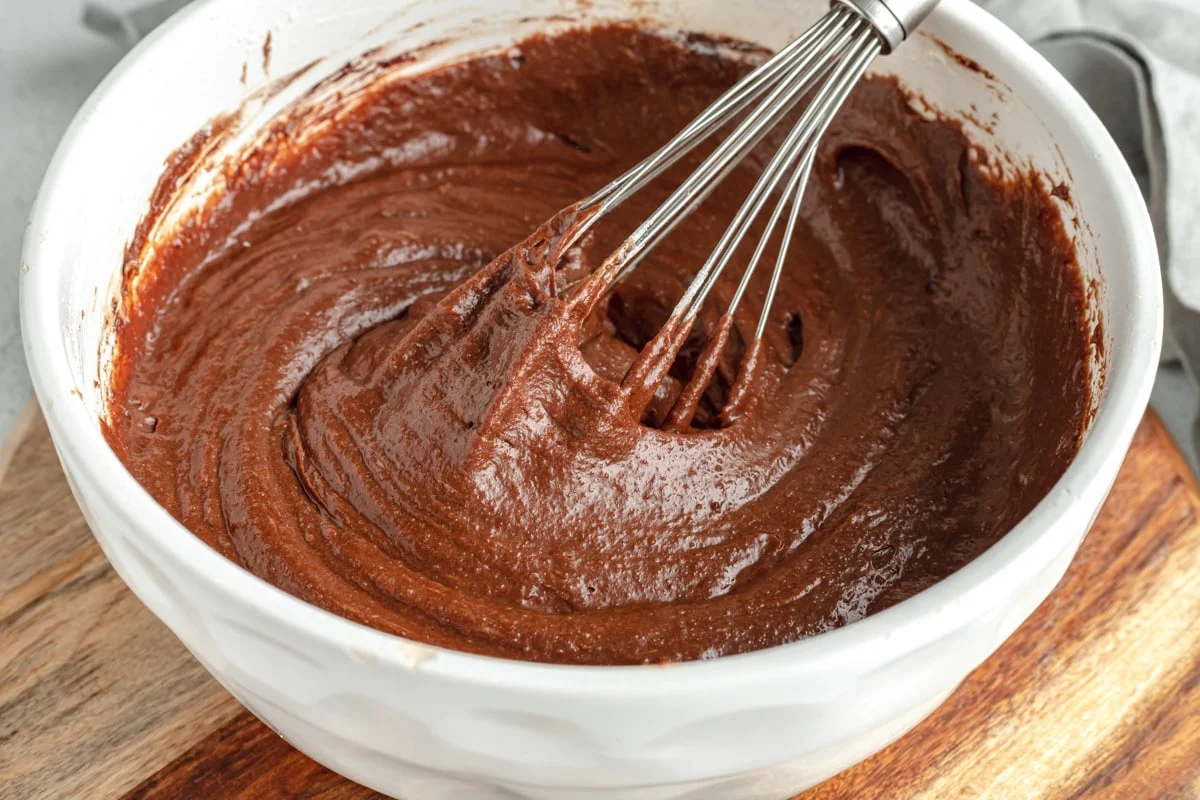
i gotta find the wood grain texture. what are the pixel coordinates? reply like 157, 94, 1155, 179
0, 408, 242, 800
1, 409, 1197, 800
123, 713, 374, 800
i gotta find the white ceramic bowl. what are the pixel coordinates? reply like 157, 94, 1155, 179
20, 0, 1162, 797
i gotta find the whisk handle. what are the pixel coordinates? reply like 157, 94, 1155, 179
835, 0, 939, 52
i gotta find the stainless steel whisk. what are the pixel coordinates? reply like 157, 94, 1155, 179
553, 0, 939, 429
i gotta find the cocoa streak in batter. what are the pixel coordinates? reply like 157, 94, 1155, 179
104, 26, 1092, 665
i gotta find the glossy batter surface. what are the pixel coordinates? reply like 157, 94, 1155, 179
105, 26, 1092, 664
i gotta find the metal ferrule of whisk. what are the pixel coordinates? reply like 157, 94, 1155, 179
555, 0, 939, 429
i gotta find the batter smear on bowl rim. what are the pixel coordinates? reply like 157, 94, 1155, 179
104, 25, 1093, 665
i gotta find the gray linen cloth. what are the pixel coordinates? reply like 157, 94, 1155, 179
85, 0, 1200, 445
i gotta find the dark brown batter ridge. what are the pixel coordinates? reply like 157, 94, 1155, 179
104, 25, 1092, 665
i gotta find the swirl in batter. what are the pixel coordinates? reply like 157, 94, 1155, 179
105, 26, 1092, 664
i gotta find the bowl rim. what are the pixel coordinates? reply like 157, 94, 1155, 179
19, 0, 1163, 694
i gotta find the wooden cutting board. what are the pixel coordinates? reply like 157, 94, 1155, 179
2, 403, 1198, 800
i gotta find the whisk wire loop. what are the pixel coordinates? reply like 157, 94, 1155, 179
554, 1, 929, 426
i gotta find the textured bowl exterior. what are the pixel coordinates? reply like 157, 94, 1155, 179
62, 447, 1098, 798
21, 0, 1161, 797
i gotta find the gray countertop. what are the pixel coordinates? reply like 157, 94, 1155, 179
2, 0, 122, 438
4, 0, 1195, 473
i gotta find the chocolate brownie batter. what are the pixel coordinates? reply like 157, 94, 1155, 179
105, 26, 1092, 665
